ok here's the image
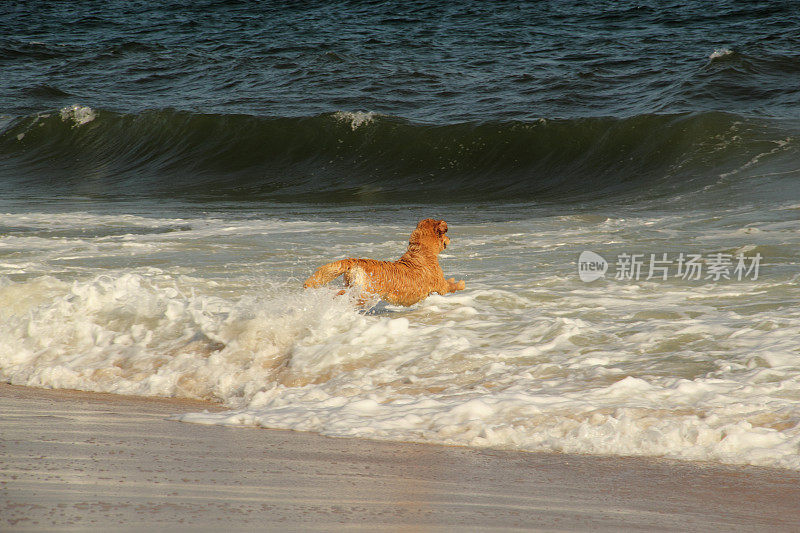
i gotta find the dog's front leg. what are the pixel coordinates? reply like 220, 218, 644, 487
434, 277, 465, 296
446, 277, 466, 292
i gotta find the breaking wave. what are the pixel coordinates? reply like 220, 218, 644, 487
1, 107, 797, 203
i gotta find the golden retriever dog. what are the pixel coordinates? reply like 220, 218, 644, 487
303, 218, 466, 306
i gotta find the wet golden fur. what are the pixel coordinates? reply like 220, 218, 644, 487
303, 218, 466, 306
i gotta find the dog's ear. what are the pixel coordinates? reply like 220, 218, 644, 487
435, 220, 448, 235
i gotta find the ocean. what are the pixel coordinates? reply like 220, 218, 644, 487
1, 1, 799, 469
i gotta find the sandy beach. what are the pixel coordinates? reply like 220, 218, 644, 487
1, 383, 798, 532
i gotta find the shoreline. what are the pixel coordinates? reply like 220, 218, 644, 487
2, 382, 799, 531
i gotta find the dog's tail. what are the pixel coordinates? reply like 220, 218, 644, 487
303, 259, 353, 288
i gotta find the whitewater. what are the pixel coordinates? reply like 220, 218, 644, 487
1, 200, 799, 470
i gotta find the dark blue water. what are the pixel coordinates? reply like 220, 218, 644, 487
1, 0, 799, 206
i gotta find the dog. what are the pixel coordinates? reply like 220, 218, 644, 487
303, 218, 466, 306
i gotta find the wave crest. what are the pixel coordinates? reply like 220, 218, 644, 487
1, 109, 796, 203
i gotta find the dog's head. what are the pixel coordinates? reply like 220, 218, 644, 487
409, 218, 450, 253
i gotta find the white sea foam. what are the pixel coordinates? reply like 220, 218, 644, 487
1, 209, 799, 470
709, 48, 734, 60
60, 104, 96, 126
333, 111, 376, 130
0, 272, 384, 402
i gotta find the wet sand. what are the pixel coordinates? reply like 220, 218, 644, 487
2, 383, 799, 532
